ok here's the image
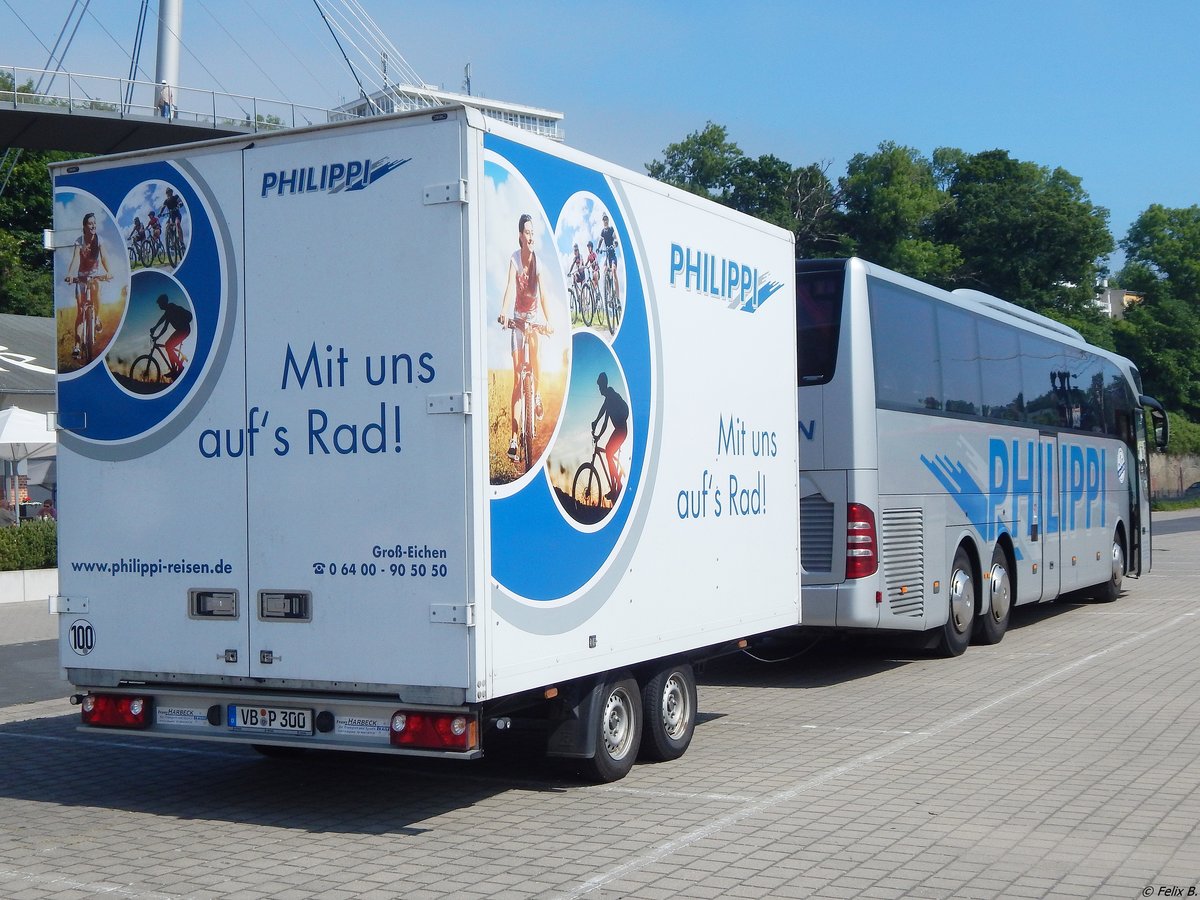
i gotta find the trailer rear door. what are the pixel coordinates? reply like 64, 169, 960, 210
240, 116, 474, 688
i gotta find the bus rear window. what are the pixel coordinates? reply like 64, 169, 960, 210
797, 266, 845, 386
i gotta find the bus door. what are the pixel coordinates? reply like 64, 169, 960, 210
1036, 432, 1062, 601
1129, 409, 1151, 575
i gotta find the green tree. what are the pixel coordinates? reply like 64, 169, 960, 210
0, 72, 71, 316
648, 124, 843, 257
934, 149, 1113, 315
1112, 205, 1200, 421
645, 121, 743, 202
1121, 204, 1200, 302
837, 142, 960, 283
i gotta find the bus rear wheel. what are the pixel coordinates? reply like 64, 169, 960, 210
934, 546, 975, 657
974, 545, 1012, 645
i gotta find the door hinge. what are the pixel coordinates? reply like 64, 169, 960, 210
49, 595, 89, 614
424, 181, 467, 205
430, 604, 474, 626
427, 393, 471, 415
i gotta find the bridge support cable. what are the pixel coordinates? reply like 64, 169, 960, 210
311, 0, 438, 112
313, 0, 378, 114
124, 0, 150, 114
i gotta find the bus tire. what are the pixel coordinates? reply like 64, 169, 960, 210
1093, 531, 1125, 603
639, 662, 696, 762
935, 545, 975, 657
974, 545, 1013, 645
581, 672, 642, 783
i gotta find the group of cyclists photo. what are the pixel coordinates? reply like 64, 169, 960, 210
127, 187, 187, 270
565, 212, 623, 334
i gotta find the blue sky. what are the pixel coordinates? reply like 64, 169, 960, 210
6, 1, 1197, 271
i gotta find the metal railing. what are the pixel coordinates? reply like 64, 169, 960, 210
1, 64, 357, 133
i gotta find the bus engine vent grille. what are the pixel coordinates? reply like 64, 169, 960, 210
800, 493, 835, 572
882, 507, 924, 617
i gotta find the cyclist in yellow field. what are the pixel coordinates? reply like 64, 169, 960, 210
63, 212, 112, 359
497, 213, 554, 461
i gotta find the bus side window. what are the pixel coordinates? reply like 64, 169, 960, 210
978, 318, 1024, 421
938, 305, 982, 416
868, 279, 940, 412
1020, 334, 1062, 427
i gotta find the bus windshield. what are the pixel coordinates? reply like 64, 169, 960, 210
796, 264, 846, 386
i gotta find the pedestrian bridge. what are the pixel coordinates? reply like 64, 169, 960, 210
1, 65, 353, 154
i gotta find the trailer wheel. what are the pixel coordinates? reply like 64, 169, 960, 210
581, 673, 642, 783
640, 662, 696, 762
934, 545, 975, 658
973, 545, 1012, 645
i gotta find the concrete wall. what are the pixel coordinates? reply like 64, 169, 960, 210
0, 568, 58, 605
1151, 455, 1200, 499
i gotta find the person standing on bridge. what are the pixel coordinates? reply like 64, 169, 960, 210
158, 80, 174, 119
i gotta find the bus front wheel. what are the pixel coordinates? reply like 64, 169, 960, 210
1093, 532, 1125, 603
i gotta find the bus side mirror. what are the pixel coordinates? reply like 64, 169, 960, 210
1141, 395, 1169, 452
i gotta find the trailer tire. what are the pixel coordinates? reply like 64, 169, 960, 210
639, 662, 696, 762
580, 673, 642, 783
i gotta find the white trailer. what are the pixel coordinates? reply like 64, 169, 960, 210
50, 106, 799, 781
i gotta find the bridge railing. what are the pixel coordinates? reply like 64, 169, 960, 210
1, 65, 354, 132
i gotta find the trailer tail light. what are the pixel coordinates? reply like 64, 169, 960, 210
389, 711, 479, 752
80, 694, 152, 729
845, 503, 878, 579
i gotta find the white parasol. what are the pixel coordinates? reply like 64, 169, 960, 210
0, 406, 56, 519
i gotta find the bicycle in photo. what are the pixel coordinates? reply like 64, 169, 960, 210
67, 273, 111, 364
130, 330, 186, 385
165, 218, 185, 266
600, 258, 620, 335
128, 236, 151, 268
572, 425, 625, 512
570, 275, 596, 327
500, 315, 549, 473
146, 230, 166, 266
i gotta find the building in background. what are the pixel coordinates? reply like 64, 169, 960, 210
335, 83, 564, 142
1095, 285, 1144, 320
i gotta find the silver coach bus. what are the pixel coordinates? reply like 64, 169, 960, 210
797, 258, 1169, 656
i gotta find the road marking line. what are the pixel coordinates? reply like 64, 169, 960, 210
601, 786, 755, 803
556, 610, 1197, 900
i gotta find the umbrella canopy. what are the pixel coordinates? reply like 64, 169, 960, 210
0, 406, 56, 461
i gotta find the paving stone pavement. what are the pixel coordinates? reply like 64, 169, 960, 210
0, 515, 1198, 898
